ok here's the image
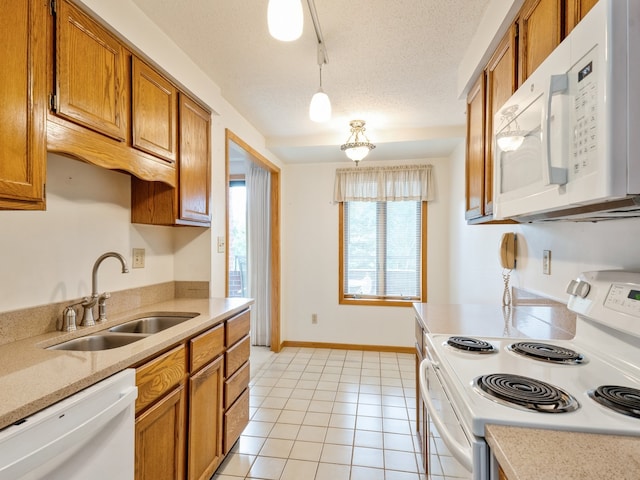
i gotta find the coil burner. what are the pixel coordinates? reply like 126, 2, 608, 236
446, 336, 496, 354
589, 385, 640, 418
474, 373, 580, 413
508, 341, 584, 365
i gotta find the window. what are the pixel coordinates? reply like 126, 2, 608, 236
334, 164, 433, 307
340, 200, 426, 305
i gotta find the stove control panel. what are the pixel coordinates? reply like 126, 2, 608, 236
604, 283, 640, 317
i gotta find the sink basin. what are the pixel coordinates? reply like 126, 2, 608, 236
48, 333, 144, 351
108, 313, 197, 334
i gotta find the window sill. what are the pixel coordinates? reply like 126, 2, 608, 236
339, 297, 418, 307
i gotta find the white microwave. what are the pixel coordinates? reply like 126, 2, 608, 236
493, 0, 640, 222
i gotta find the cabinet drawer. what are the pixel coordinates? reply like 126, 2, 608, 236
136, 345, 186, 413
226, 335, 250, 378
223, 388, 249, 453
190, 323, 224, 373
226, 310, 250, 346
225, 361, 250, 409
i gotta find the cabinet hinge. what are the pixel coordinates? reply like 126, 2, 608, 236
50, 0, 57, 16
49, 94, 57, 112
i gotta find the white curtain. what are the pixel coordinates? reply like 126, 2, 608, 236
333, 164, 434, 202
246, 162, 271, 346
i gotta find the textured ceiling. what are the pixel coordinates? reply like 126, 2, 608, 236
129, 0, 491, 163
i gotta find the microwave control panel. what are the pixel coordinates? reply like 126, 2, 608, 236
572, 51, 598, 179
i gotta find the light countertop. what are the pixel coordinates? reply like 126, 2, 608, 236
413, 302, 575, 339
0, 297, 252, 430
486, 424, 640, 480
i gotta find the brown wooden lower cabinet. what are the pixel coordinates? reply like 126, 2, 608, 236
135, 384, 186, 480
499, 465, 508, 480
134, 309, 251, 480
224, 388, 250, 453
188, 355, 224, 480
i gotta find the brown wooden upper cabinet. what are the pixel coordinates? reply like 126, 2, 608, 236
566, 0, 598, 34
131, 94, 211, 227
0, 0, 47, 210
465, 74, 486, 221
178, 95, 212, 224
132, 57, 178, 164
484, 26, 518, 220
55, 0, 128, 141
517, 0, 563, 85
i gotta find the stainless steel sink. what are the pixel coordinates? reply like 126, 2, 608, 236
48, 333, 145, 351
108, 313, 197, 334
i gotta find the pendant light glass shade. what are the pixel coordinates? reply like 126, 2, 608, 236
309, 62, 331, 122
309, 90, 331, 122
267, 0, 303, 42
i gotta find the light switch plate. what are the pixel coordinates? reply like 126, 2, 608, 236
217, 236, 225, 254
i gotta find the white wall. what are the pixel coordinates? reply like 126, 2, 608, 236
281, 158, 451, 348
0, 0, 284, 314
0, 154, 175, 311
447, 142, 640, 304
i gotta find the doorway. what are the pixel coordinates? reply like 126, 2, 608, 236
225, 130, 281, 352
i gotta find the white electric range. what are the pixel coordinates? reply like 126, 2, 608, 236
419, 271, 640, 480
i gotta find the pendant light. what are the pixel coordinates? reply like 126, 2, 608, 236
340, 120, 376, 165
309, 48, 331, 122
267, 0, 303, 42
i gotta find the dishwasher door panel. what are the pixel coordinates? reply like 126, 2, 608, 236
0, 369, 137, 480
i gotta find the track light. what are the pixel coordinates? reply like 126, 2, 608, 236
267, 0, 303, 41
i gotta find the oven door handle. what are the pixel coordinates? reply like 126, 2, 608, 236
419, 359, 473, 473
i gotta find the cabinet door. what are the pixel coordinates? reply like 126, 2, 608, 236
132, 57, 178, 163
179, 95, 211, 224
0, 0, 46, 210
565, 0, 598, 34
465, 74, 486, 220
518, 0, 563, 84
135, 384, 186, 480
55, 0, 127, 140
188, 355, 224, 480
484, 27, 517, 217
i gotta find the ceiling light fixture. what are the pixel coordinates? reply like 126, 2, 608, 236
309, 46, 331, 122
340, 120, 376, 165
267, 0, 303, 42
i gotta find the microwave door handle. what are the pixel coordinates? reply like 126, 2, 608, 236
545, 74, 569, 185
419, 359, 473, 473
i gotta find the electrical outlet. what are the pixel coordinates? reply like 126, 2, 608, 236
132, 248, 145, 268
311, 313, 318, 324
542, 250, 551, 275
217, 236, 226, 254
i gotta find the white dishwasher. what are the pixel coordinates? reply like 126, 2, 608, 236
0, 369, 137, 480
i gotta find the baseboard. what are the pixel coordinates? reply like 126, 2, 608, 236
280, 340, 414, 355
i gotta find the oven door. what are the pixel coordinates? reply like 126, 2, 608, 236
419, 358, 492, 480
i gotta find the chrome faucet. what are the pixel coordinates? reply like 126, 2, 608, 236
80, 252, 129, 326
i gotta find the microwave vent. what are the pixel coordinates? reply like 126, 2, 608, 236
514, 196, 640, 223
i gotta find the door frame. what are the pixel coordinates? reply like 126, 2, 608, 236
225, 129, 281, 352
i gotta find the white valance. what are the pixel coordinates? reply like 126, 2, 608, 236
333, 164, 434, 202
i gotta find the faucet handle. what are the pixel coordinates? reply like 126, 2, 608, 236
80, 296, 97, 327
97, 292, 111, 323
61, 305, 77, 332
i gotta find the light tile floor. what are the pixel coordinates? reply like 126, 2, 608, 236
212, 347, 426, 480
